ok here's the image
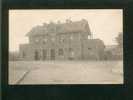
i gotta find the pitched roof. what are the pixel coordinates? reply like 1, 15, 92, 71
87, 39, 105, 48
26, 19, 91, 37
26, 25, 46, 36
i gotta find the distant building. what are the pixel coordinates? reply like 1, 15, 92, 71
19, 19, 105, 60
9, 51, 20, 61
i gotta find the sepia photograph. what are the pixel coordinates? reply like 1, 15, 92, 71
9, 9, 123, 84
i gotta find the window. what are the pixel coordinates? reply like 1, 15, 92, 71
71, 51, 74, 56
88, 35, 92, 39
34, 50, 40, 60
51, 37, 55, 42
88, 48, 92, 50
60, 36, 65, 42
68, 48, 74, 60
69, 48, 73, 52
70, 35, 73, 40
58, 48, 64, 56
22, 51, 26, 58
35, 39, 39, 43
42, 49, 47, 60
50, 49, 55, 60
43, 38, 47, 44
79, 34, 81, 40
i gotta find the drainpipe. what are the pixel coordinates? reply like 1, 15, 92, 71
81, 33, 84, 60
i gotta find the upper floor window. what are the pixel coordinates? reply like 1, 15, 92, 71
70, 35, 73, 40
43, 38, 47, 44
88, 48, 92, 50
71, 51, 74, 56
88, 35, 92, 39
79, 34, 81, 40
69, 48, 73, 52
51, 37, 55, 42
60, 36, 65, 42
35, 38, 39, 43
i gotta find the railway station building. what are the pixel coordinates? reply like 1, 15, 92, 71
19, 19, 105, 60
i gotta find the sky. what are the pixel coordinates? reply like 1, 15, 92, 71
9, 9, 123, 52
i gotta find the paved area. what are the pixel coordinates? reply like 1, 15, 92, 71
9, 61, 123, 84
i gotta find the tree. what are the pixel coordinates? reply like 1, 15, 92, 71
116, 33, 123, 48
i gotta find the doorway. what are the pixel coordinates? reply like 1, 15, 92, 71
50, 49, 55, 60
34, 50, 40, 60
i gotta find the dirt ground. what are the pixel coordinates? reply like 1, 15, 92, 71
9, 61, 123, 84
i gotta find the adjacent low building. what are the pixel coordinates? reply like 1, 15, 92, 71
104, 45, 123, 60
19, 19, 105, 61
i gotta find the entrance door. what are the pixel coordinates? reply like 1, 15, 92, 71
50, 49, 55, 60
34, 50, 39, 60
42, 49, 47, 60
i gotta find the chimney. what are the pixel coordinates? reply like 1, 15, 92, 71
66, 18, 72, 23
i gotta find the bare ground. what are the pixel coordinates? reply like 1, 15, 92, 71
9, 61, 123, 84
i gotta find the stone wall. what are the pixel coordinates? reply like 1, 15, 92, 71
19, 19, 106, 61
19, 32, 105, 61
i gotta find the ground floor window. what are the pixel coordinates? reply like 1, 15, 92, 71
69, 48, 73, 52
42, 49, 47, 60
58, 48, 64, 56
68, 48, 75, 60
22, 51, 26, 58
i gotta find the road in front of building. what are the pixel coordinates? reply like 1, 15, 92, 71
9, 61, 123, 84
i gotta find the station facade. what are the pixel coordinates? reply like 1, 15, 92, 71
19, 19, 105, 60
